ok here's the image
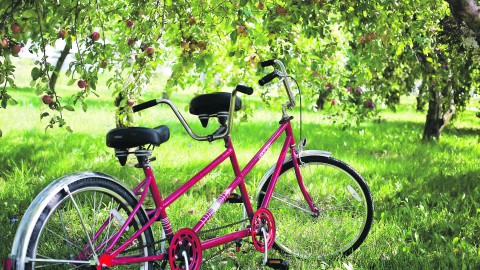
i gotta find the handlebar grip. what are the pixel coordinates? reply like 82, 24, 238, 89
235, 85, 254, 95
258, 71, 279, 86
132, 99, 158, 112
260, 59, 276, 67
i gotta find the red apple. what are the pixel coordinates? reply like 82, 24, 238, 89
58, 29, 68, 39
188, 16, 196, 24
181, 41, 189, 50
126, 20, 134, 28
127, 99, 135, 106
11, 44, 21, 54
90, 32, 100, 41
101, 60, 107, 68
257, 2, 265, 10
77, 80, 87, 88
331, 99, 337, 106
277, 6, 287, 16
346, 86, 352, 92
197, 41, 206, 50
1, 38, 8, 48
11, 23, 21, 33
236, 25, 247, 35
42, 95, 53, 105
365, 100, 375, 109
355, 87, 363, 95
146, 46, 155, 54
127, 38, 135, 46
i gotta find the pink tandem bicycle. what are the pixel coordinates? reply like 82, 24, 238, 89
5, 59, 373, 269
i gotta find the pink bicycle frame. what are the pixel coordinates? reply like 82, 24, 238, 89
95, 119, 317, 267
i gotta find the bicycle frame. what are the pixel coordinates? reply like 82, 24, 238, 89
94, 118, 318, 267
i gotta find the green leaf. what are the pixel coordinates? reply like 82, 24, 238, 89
0, 129, 2, 137
31, 67, 42, 81
40, 112, 50, 119
65, 126, 73, 133
82, 101, 88, 112
63, 105, 75, 112
67, 78, 76, 86
230, 30, 238, 45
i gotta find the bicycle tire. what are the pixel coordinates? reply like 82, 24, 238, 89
22, 177, 155, 269
257, 153, 373, 259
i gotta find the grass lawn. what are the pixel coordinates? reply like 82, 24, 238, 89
0, 65, 479, 269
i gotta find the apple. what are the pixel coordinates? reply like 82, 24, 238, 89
11, 44, 21, 54
189, 42, 197, 51
101, 60, 107, 68
188, 16, 196, 24
126, 20, 134, 28
90, 32, 100, 41
331, 99, 337, 106
77, 80, 87, 88
326, 82, 332, 90
127, 99, 135, 106
365, 100, 375, 109
58, 29, 68, 39
42, 95, 53, 104
346, 86, 352, 92
257, 2, 265, 10
277, 6, 287, 16
197, 41, 206, 50
1, 38, 8, 48
127, 38, 135, 46
355, 87, 363, 95
146, 46, 155, 54
11, 23, 21, 33
181, 41, 189, 50
236, 25, 247, 35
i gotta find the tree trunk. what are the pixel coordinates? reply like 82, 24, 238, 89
422, 90, 456, 141
49, 42, 71, 91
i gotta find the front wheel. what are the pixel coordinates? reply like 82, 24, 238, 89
257, 154, 373, 259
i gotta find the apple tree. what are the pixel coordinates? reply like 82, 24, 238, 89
0, 0, 479, 141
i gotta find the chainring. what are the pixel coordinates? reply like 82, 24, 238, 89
251, 208, 276, 253
169, 228, 202, 270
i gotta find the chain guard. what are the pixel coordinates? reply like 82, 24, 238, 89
169, 228, 202, 270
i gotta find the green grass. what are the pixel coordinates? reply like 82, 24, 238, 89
1, 75, 480, 269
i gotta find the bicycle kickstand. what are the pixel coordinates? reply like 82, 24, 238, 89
261, 227, 289, 270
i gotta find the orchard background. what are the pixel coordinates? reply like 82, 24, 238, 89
1, 0, 479, 140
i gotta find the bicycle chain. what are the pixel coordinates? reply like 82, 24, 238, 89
122, 218, 250, 262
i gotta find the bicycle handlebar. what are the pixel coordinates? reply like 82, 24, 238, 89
235, 84, 254, 95
258, 59, 296, 108
260, 59, 276, 67
258, 71, 280, 86
132, 99, 158, 113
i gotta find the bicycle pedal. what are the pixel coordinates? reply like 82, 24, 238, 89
225, 193, 243, 203
265, 258, 289, 270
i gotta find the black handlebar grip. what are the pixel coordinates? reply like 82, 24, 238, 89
258, 71, 279, 86
260, 59, 276, 67
235, 85, 254, 95
132, 99, 158, 112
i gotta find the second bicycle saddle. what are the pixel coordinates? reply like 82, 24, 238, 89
189, 92, 241, 127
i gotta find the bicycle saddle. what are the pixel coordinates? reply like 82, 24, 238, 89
106, 125, 170, 149
189, 92, 242, 116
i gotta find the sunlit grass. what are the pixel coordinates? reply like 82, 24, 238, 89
1, 74, 479, 269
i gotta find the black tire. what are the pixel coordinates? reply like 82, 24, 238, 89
24, 177, 154, 269
257, 155, 373, 259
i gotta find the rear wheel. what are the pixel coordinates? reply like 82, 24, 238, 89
24, 177, 154, 269
257, 155, 373, 259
